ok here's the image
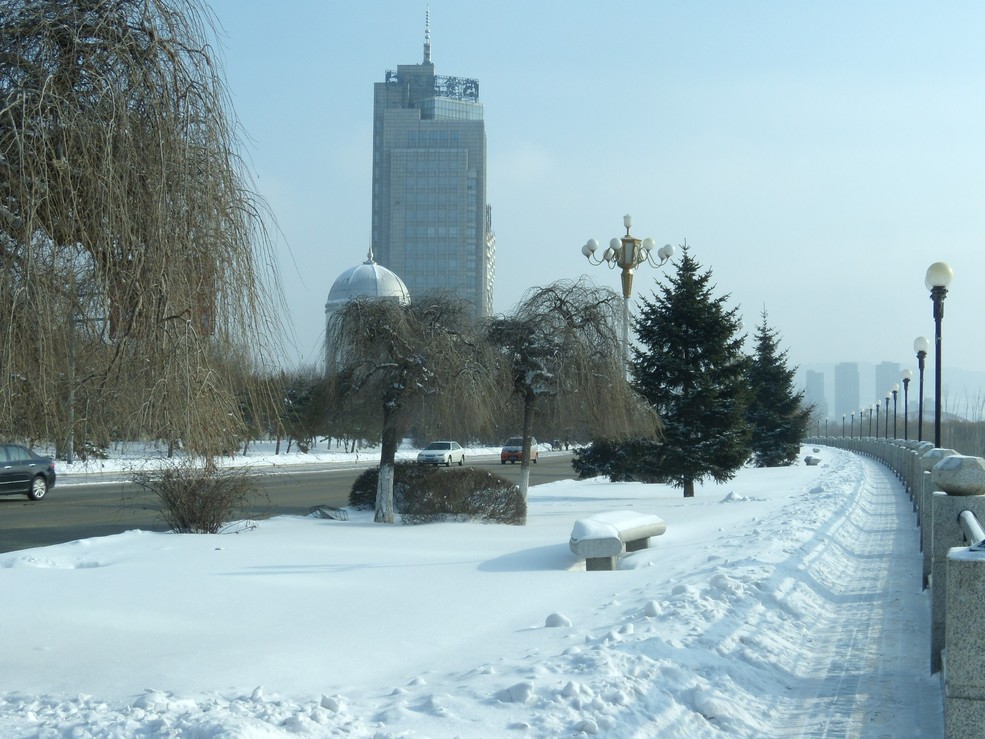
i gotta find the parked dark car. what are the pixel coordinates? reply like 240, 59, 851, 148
0, 444, 56, 500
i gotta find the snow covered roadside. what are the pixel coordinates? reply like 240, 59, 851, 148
0, 446, 942, 737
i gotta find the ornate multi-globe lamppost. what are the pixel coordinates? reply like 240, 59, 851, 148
900, 369, 912, 440
581, 215, 674, 371
926, 262, 953, 448
914, 336, 930, 442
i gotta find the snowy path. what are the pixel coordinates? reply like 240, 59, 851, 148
762, 452, 942, 737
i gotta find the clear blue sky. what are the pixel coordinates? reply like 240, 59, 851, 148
205, 1, 985, 399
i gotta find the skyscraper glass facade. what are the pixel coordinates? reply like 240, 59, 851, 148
371, 37, 494, 318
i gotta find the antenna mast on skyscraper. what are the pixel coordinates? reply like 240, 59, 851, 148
424, 6, 431, 63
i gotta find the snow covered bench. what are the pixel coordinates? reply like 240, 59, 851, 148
569, 510, 667, 571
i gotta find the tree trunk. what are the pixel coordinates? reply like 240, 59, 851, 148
376, 463, 395, 524
683, 479, 695, 498
518, 393, 536, 499
375, 410, 399, 523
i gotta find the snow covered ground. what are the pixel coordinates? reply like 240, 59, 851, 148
0, 444, 942, 737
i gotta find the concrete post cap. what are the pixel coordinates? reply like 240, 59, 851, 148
921, 447, 957, 473
932, 454, 985, 496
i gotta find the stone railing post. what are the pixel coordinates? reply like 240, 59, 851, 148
924, 448, 958, 585
930, 454, 985, 674
945, 545, 985, 735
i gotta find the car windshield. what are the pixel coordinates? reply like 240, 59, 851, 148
425, 442, 450, 450
505, 438, 523, 446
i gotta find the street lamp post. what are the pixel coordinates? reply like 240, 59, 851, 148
842, 414, 846, 438
850, 411, 855, 439
891, 383, 899, 440
876, 402, 881, 439
582, 216, 674, 372
869, 405, 874, 437
926, 262, 953, 448
885, 393, 891, 439
901, 369, 912, 440
915, 336, 930, 442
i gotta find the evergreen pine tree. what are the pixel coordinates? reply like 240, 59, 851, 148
747, 309, 813, 466
632, 246, 751, 497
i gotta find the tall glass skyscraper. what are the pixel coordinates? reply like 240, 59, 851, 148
371, 17, 495, 318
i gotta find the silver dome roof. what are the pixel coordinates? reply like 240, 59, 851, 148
325, 250, 410, 309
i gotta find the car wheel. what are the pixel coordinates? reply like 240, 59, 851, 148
533, 458, 538, 464
500, 460, 506, 465
27, 476, 47, 501
458, 455, 464, 466
446, 458, 451, 467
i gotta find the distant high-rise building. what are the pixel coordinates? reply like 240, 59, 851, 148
875, 361, 901, 404
371, 13, 494, 318
804, 370, 827, 419
834, 362, 860, 420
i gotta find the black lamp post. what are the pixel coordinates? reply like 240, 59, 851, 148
926, 262, 953, 448
891, 384, 899, 440
868, 405, 874, 437
901, 369, 912, 441
842, 414, 846, 438
915, 336, 930, 442
885, 393, 891, 439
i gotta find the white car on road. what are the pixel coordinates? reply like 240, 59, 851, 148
417, 441, 466, 467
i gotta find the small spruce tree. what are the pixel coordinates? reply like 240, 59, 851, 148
632, 246, 751, 497
747, 309, 813, 466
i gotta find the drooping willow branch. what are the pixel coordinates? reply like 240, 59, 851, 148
0, 0, 285, 456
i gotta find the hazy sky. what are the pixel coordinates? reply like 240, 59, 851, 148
205, 1, 985, 390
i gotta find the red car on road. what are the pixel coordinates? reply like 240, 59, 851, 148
500, 436, 538, 465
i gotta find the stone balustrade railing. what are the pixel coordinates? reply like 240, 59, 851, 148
806, 435, 985, 738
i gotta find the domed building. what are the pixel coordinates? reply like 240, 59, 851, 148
324, 249, 411, 371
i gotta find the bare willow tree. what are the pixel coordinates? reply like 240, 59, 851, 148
487, 278, 662, 497
0, 0, 283, 457
327, 294, 503, 523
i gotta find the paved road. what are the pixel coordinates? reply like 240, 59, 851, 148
0, 453, 576, 554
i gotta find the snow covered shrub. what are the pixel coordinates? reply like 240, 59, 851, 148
401, 468, 525, 525
348, 462, 433, 510
349, 465, 525, 524
132, 461, 261, 533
